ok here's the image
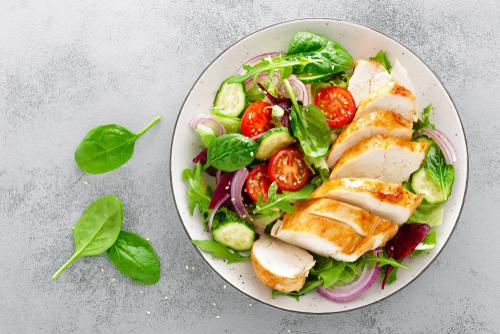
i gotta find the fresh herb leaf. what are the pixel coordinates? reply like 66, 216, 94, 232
253, 182, 314, 216
414, 104, 435, 131
370, 50, 392, 72
206, 133, 257, 172
52, 195, 123, 280
318, 261, 346, 288
384, 267, 398, 285
424, 144, 455, 201
107, 230, 160, 285
271, 279, 323, 301
360, 252, 411, 270
182, 164, 211, 224
192, 240, 250, 263
75, 117, 160, 174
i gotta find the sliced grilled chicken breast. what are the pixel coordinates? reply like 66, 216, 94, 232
312, 178, 423, 225
391, 59, 415, 95
330, 135, 428, 184
327, 110, 413, 167
347, 60, 391, 106
271, 198, 398, 262
355, 82, 417, 123
251, 236, 315, 293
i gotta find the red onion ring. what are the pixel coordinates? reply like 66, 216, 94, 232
189, 114, 225, 136
207, 193, 229, 232
238, 52, 282, 74
277, 75, 310, 105
317, 263, 380, 303
422, 128, 457, 164
215, 170, 222, 184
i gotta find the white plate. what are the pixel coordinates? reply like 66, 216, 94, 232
170, 19, 468, 313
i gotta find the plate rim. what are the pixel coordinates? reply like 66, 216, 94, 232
169, 18, 469, 314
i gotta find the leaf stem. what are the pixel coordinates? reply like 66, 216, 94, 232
283, 79, 300, 111
136, 116, 161, 138
52, 252, 81, 280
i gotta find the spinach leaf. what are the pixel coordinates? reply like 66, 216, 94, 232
192, 240, 250, 263
370, 50, 392, 72
75, 116, 161, 174
317, 261, 346, 288
226, 32, 353, 84
206, 133, 257, 172
52, 195, 123, 280
305, 156, 330, 182
107, 231, 160, 285
285, 79, 331, 158
414, 104, 435, 131
253, 182, 314, 216
182, 164, 211, 225
424, 144, 455, 201
271, 279, 323, 301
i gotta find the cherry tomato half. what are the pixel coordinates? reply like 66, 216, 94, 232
245, 164, 272, 202
268, 147, 311, 191
240, 101, 273, 137
314, 86, 356, 127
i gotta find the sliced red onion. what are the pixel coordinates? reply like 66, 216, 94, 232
192, 148, 207, 164
230, 168, 250, 219
189, 114, 225, 136
422, 128, 457, 164
277, 75, 310, 105
317, 263, 380, 303
207, 193, 229, 232
209, 172, 235, 209
215, 169, 222, 184
238, 52, 282, 74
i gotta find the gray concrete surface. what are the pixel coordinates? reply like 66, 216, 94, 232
1, 0, 499, 333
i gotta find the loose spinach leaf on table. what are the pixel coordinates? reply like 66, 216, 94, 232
414, 104, 435, 131
370, 50, 392, 72
107, 230, 161, 285
205, 133, 257, 172
182, 164, 212, 225
253, 182, 314, 216
52, 195, 123, 280
192, 240, 250, 263
424, 144, 455, 201
75, 116, 161, 174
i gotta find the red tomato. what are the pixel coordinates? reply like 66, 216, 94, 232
245, 164, 272, 202
268, 148, 311, 191
240, 101, 273, 137
314, 86, 356, 127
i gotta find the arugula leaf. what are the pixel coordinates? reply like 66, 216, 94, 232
414, 104, 435, 131
182, 164, 211, 224
384, 267, 398, 285
271, 279, 323, 301
370, 50, 392, 72
424, 144, 455, 201
318, 261, 346, 288
253, 182, 314, 216
191, 240, 250, 263
359, 252, 411, 270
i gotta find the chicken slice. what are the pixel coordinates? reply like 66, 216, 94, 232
271, 198, 398, 262
355, 82, 417, 123
327, 110, 413, 167
391, 59, 416, 95
330, 135, 428, 184
347, 60, 391, 106
312, 178, 423, 225
251, 236, 315, 293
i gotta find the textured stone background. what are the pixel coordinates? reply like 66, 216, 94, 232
1, 0, 499, 333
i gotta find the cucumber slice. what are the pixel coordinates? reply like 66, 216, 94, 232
212, 221, 255, 251
256, 128, 294, 160
296, 73, 331, 84
213, 82, 246, 118
411, 168, 446, 204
